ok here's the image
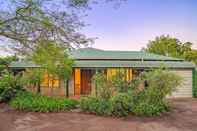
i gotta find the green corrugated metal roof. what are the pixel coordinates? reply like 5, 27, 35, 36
74, 60, 195, 68
8, 48, 195, 69
70, 48, 183, 61
9, 60, 195, 69
9, 61, 40, 68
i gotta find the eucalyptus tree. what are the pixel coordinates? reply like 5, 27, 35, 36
0, 0, 126, 55
0, 0, 92, 55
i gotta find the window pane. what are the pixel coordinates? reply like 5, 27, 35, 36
41, 73, 60, 88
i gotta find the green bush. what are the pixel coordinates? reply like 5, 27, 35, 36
133, 100, 169, 116
80, 93, 135, 117
131, 91, 169, 116
143, 69, 182, 98
132, 69, 182, 116
0, 70, 25, 102
111, 93, 134, 117
93, 72, 140, 99
111, 72, 130, 93
80, 96, 112, 116
10, 92, 79, 112
93, 73, 114, 100
82, 68, 182, 117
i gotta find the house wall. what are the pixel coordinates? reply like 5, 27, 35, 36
65, 68, 194, 98
68, 76, 75, 96
40, 84, 65, 96
170, 69, 193, 98
43, 79, 65, 96
69, 68, 133, 97
26, 80, 66, 97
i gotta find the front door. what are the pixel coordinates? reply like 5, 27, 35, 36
81, 69, 93, 95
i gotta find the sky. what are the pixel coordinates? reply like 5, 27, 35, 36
82, 0, 197, 51
0, 0, 197, 56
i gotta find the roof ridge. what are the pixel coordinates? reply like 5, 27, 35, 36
102, 49, 183, 60
77, 47, 104, 51
102, 49, 142, 52
143, 52, 183, 60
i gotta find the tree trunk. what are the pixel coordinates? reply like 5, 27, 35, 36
37, 82, 41, 93
66, 80, 69, 97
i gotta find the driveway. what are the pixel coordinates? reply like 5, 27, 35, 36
0, 98, 197, 131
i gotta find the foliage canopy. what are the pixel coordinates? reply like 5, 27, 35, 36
0, 0, 126, 55
143, 35, 197, 65
30, 39, 74, 80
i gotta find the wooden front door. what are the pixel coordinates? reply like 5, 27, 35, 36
81, 69, 93, 95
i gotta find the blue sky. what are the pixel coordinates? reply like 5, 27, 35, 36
82, 0, 197, 50
0, 0, 197, 56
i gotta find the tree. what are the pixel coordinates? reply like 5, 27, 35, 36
143, 35, 197, 65
0, 0, 126, 55
183, 50, 197, 65
0, 55, 18, 72
0, 0, 93, 55
30, 39, 74, 80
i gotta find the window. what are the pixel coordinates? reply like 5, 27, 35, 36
40, 73, 60, 88
106, 68, 133, 81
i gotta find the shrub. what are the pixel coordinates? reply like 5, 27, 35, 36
111, 72, 131, 93
131, 91, 169, 116
132, 69, 182, 116
93, 72, 140, 100
0, 70, 25, 102
142, 69, 182, 98
93, 73, 114, 100
132, 100, 169, 116
111, 93, 134, 117
83, 68, 182, 117
80, 93, 135, 117
80, 96, 112, 116
10, 92, 79, 112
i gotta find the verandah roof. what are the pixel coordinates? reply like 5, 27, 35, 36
9, 61, 40, 69
74, 60, 195, 68
9, 60, 195, 69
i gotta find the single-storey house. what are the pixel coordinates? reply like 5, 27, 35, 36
9, 48, 196, 98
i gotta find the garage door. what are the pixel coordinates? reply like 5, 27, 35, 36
170, 70, 193, 98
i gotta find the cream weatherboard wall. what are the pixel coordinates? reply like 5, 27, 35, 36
36, 69, 194, 98
67, 68, 194, 98
170, 69, 193, 98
